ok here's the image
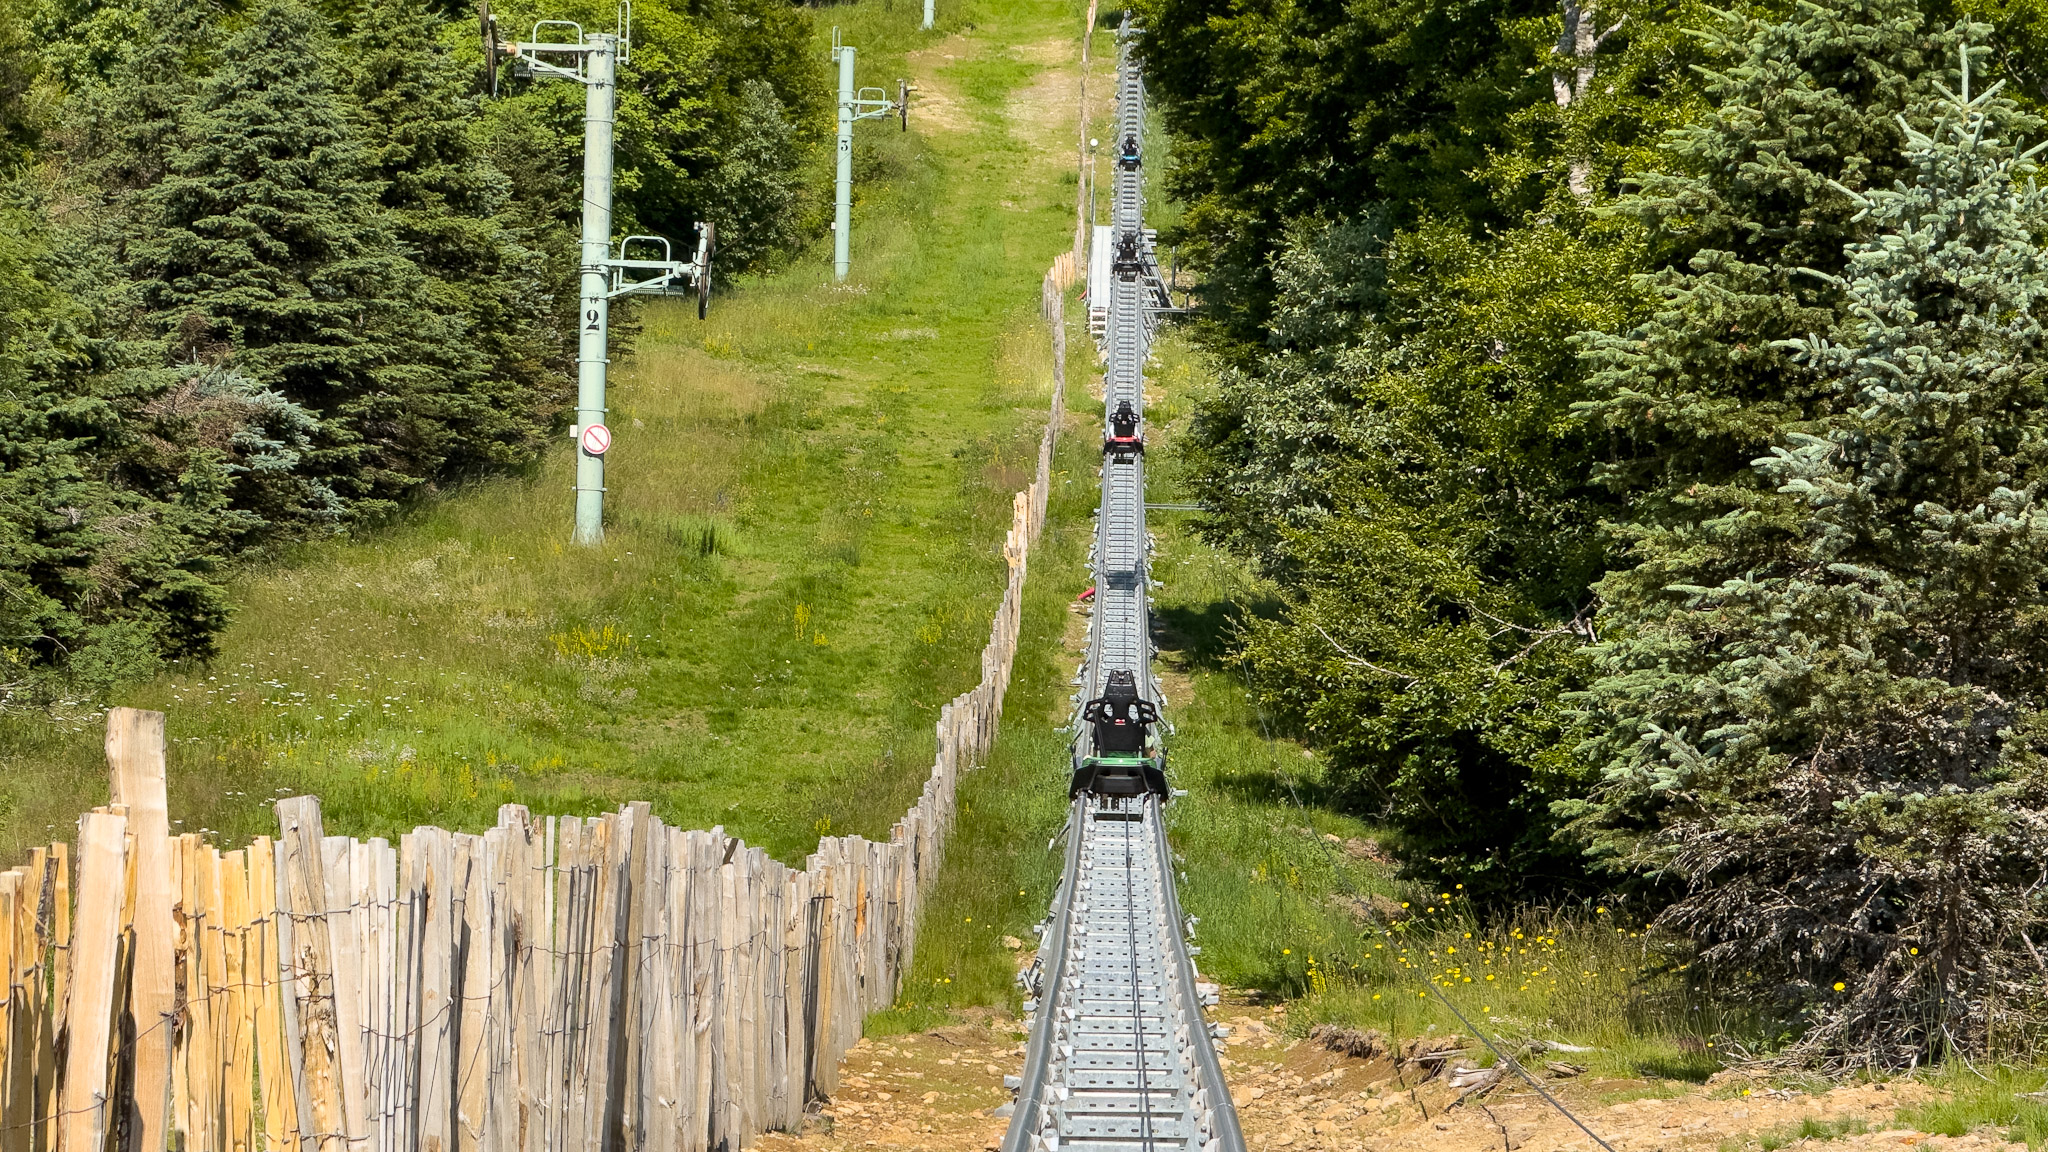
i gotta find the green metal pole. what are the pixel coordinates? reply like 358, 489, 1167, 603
574, 34, 618, 546
833, 42, 855, 281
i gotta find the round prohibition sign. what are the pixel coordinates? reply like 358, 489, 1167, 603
580, 423, 613, 456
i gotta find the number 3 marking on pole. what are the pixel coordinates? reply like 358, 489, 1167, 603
586, 308, 601, 331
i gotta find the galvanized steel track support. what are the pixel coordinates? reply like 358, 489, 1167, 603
1004, 24, 1245, 1152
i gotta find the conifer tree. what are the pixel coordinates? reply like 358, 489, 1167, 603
62, 0, 216, 196
1574, 51, 2048, 1067
0, 0, 41, 167
341, 0, 499, 268
129, 0, 451, 514
1578, 0, 1958, 510
0, 213, 246, 693
339, 0, 558, 470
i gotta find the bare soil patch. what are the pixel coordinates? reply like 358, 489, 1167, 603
904, 39, 978, 134
770, 1002, 2030, 1152
758, 1013, 1021, 1151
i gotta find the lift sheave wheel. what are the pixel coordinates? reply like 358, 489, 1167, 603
479, 0, 501, 95
695, 221, 716, 320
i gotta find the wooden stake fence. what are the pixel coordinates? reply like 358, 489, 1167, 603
0, 273, 1072, 1151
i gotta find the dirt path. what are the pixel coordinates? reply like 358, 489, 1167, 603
760, 1002, 2026, 1152
754, 1012, 1019, 1151
1211, 1004, 1967, 1152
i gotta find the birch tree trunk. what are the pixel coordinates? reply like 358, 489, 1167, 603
1552, 0, 1615, 200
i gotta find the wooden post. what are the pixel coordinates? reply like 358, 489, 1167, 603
223, 849, 257, 1152
37, 842, 67, 1152
747, 853, 769, 1138
453, 834, 487, 1152
763, 858, 787, 1133
574, 816, 624, 1152
616, 804, 652, 1152
639, 825, 676, 1152
685, 831, 715, 1152
361, 839, 399, 1152
324, 835, 372, 1151
273, 837, 314, 1152
0, 870, 17, 1151
711, 854, 737, 1150
803, 843, 835, 1102
189, 842, 222, 1152
106, 707, 177, 1152
60, 812, 128, 1152
544, 819, 584, 1152
2, 857, 34, 1152
275, 798, 351, 1152
780, 868, 809, 1132
435, 831, 463, 1152
733, 852, 757, 1141
408, 829, 457, 1152
477, 828, 514, 1152
525, 813, 553, 1152
484, 810, 542, 1152
836, 842, 859, 1056
250, 837, 298, 1152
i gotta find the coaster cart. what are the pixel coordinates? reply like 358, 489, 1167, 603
1103, 399, 1143, 461
1070, 671, 1167, 797
1110, 231, 1145, 282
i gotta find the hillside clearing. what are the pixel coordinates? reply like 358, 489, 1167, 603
0, 0, 1083, 864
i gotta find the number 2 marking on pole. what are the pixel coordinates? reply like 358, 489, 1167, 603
586, 308, 601, 331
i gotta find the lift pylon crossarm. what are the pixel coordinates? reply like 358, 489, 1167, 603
849, 87, 900, 119
505, 21, 602, 80
603, 225, 715, 302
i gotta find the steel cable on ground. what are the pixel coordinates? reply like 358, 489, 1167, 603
1228, 655, 1621, 1152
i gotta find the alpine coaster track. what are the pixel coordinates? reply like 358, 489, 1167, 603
1000, 26, 1247, 1152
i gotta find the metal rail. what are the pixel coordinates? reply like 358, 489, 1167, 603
1003, 28, 1245, 1152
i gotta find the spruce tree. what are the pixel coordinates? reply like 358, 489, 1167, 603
128, 0, 448, 514
340, 0, 499, 269
0, 211, 244, 692
0, 0, 41, 167
1578, 0, 1957, 509
61, 0, 216, 196
339, 0, 557, 471
1573, 51, 2048, 1067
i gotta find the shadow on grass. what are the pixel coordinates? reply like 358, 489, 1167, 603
1630, 1049, 1723, 1084
1152, 595, 1285, 671
1207, 765, 1345, 810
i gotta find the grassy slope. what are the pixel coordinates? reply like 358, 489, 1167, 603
0, 0, 1087, 865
